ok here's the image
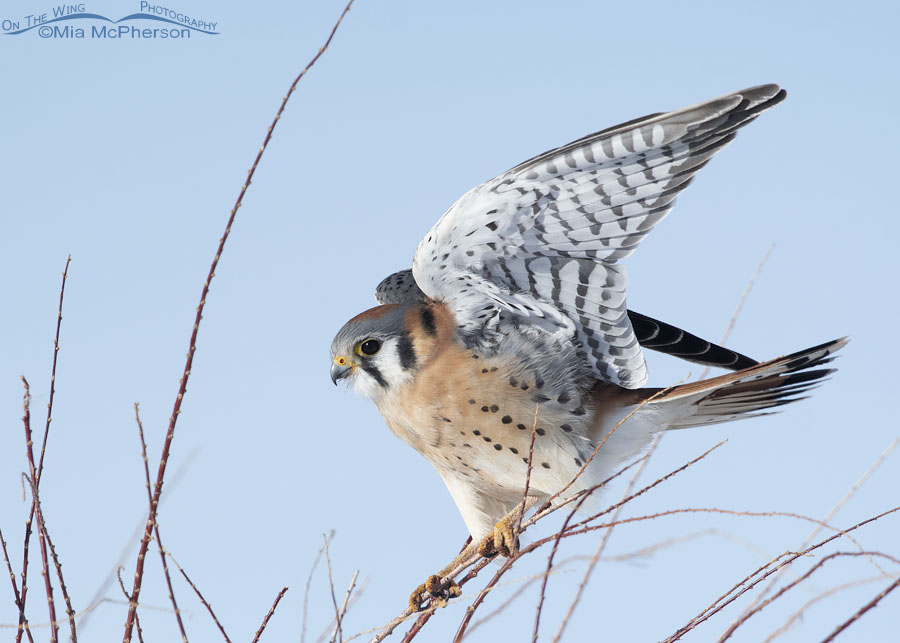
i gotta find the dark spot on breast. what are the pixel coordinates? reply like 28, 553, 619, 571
471, 354, 479, 359
473, 430, 481, 436
517, 424, 526, 431
509, 447, 519, 454
463, 443, 471, 448
522, 458, 529, 464
481, 406, 489, 412
493, 444, 502, 450
486, 221, 498, 231
442, 417, 452, 423
490, 405, 499, 413
557, 392, 571, 403
481, 368, 488, 373
536, 428, 545, 436
468, 399, 476, 405
490, 367, 498, 372
560, 424, 572, 433
535, 377, 544, 389
541, 462, 551, 469
533, 395, 550, 403
483, 436, 492, 442
574, 458, 583, 466
501, 415, 512, 424
520, 383, 529, 390
509, 377, 518, 387
572, 406, 586, 416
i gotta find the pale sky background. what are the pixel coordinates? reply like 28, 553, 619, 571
1, 1, 898, 641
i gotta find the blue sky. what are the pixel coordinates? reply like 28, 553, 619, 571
1, 1, 898, 641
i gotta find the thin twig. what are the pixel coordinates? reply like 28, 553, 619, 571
662, 506, 900, 642
32, 493, 76, 643
699, 242, 773, 380
819, 574, 900, 643
122, 2, 356, 639
763, 575, 892, 642
733, 427, 900, 624
78, 449, 197, 633
20, 377, 58, 643
17, 256, 71, 643
117, 568, 144, 643
329, 571, 359, 643
320, 577, 368, 643
302, 534, 331, 643
134, 404, 188, 642
718, 551, 900, 641
0, 597, 191, 631
250, 587, 289, 643
544, 385, 677, 507
562, 441, 727, 536
553, 433, 662, 642
36, 255, 71, 487
469, 577, 540, 637
323, 535, 342, 643
1, 525, 35, 643
164, 549, 231, 643
22, 469, 77, 642
533, 474, 602, 641
515, 404, 541, 541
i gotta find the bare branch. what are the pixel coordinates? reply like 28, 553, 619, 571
718, 551, 900, 641
134, 404, 188, 642
732, 426, 900, 625
820, 574, 900, 643
250, 587, 289, 643
662, 506, 900, 642
20, 377, 58, 643
329, 570, 359, 643
164, 549, 231, 642
302, 534, 330, 643
117, 567, 144, 643
552, 433, 661, 642
322, 534, 343, 643
121, 2, 357, 639
764, 575, 894, 642
1, 525, 34, 643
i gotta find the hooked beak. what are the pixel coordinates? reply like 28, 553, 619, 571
330, 356, 354, 385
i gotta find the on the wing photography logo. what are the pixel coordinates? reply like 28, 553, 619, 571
2, 2, 219, 39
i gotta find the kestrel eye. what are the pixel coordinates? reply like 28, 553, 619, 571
359, 339, 382, 356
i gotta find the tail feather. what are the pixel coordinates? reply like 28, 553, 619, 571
654, 338, 847, 430
627, 310, 759, 371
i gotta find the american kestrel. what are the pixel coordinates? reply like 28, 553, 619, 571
329, 84, 845, 607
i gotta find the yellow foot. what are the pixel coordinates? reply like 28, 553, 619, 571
408, 574, 462, 612
476, 513, 520, 559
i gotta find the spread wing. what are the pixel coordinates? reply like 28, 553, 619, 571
411, 85, 786, 388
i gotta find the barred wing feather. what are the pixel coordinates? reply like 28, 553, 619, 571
412, 85, 786, 388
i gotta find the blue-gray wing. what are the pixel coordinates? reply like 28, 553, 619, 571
411, 85, 785, 388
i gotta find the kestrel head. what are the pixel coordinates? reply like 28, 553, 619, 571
330, 303, 420, 401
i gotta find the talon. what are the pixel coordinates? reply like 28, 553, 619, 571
408, 574, 461, 612
425, 574, 443, 595
478, 514, 520, 559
